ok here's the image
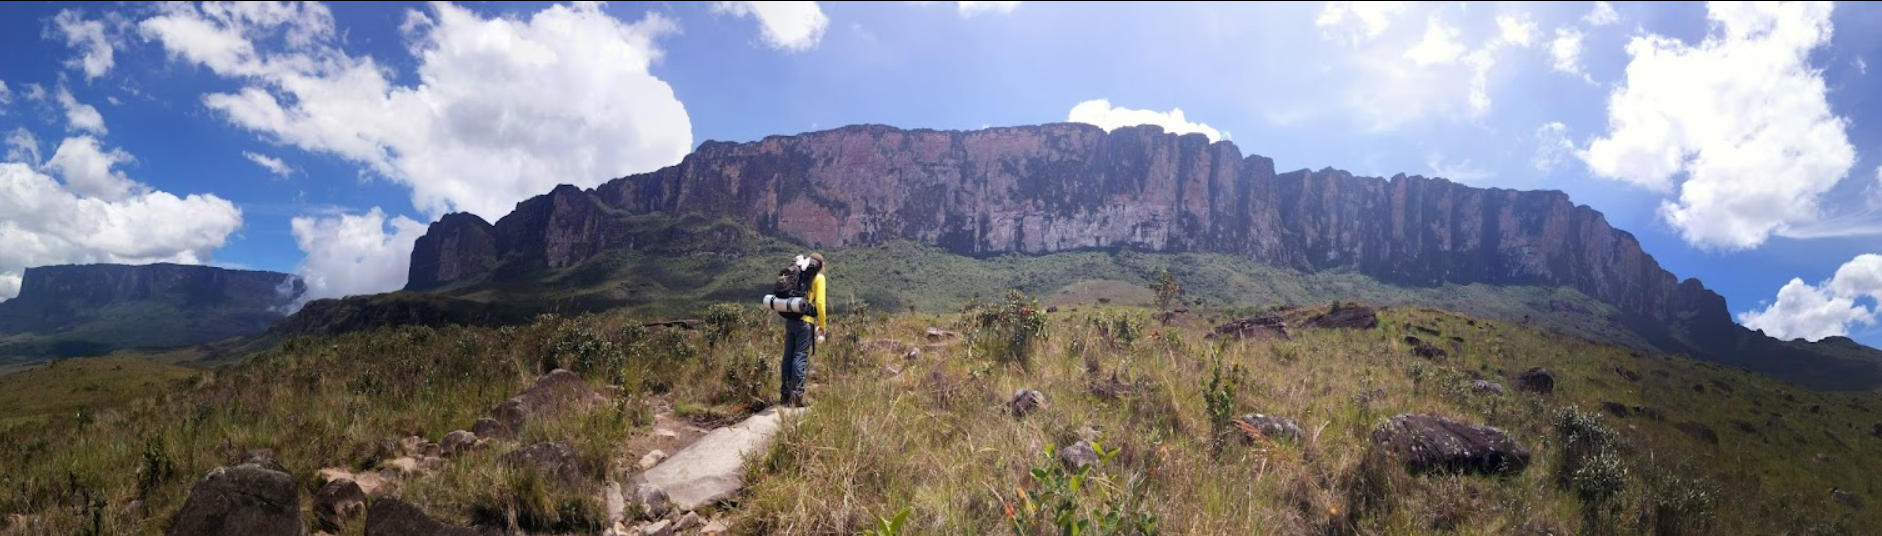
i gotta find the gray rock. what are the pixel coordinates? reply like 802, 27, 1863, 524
500, 441, 587, 488
639, 407, 806, 511
674, 511, 705, 531
638, 449, 668, 470
638, 519, 674, 536
487, 369, 604, 439
364, 497, 489, 536
1008, 389, 1046, 418
1059, 440, 1100, 469
168, 460, 302, 536
1235, 413, 1305, 443
1371, 414, 1531, 476
313, 478, 367, 533
633, 483, 670, 519
1516, 367, 1555, 395
441, 430, 477, 457
1469, 380, 1505, 395
471, 417, 507, 440
605, 481, 626, 525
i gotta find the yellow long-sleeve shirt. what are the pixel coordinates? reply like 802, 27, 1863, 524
808, 272, 828, 330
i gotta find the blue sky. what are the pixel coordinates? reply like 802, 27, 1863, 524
2, 1, 1882, 347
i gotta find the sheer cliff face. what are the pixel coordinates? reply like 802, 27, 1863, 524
12, 263, 302, 310
405, 123, 1728, 328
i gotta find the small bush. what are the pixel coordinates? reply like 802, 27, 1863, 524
1007, 441, 1159, 536
1201, 346, 1244, 457
965, 290, 1049, 369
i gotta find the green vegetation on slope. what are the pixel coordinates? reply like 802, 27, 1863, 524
0, 357, 199, 425
3, 296, 1879, 534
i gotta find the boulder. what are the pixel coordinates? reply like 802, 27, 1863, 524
925, 328, 961, 341
1303, 303, 1378, 330
638, 450, 668, 470
364, 498, 488, 536
1370, 414, 1530, 476
470, 417, 506, 440
501, 441, 587, 488
1059, 440, 1100, 469
487, 369, 605, 439
1208, 315, 1289, 340
1008, 389, 1046, 417
633, 483, 670, 519
1468, 380, 1505, 395
638, 520, 674, 536
1235, 413, 1305, 443
313, 479, 367, 533
639, 407, 806, 511
440, 430, 477, 457
1515, 367, 1555, 395
168, 458, 302, 536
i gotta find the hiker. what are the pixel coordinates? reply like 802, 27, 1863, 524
766, 252, 827, 408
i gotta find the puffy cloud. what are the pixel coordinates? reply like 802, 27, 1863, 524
55, 87, 106, 134
1585, 1, 1619, 27
1495, 14, 1537, 48
957, 1, 1021, 17
51, 9, 116, 79
46, 136, 139, 201
1549, 28, 1588, 80
20, 83, 46, 103
1315, 1, 1406, 45
243, 151, 293, 178
1532, 121, 1573, 172
711, 1, 828, 52
1739, 254, 1882, 341
1067, 99, 1228, 142
3, 128, 36, 166
1580, 1, 1853, 250
1427, 154, 1490, 182
140, 1, 693, 221
0, 162, 243, 301
287, 207, 427, 306
0, 80, 10, 112
1404, 16, 1466, 66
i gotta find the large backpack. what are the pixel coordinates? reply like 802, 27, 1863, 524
763, 255, 821, 318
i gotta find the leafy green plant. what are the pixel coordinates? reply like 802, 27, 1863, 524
1008, 442, 1159, 536
1201, 346, 1244, 457
702, 303, 749, 347
966, 290, 1049, 369
1147, 268, 1182, 311
863, 506, 912, 536
721, 353, 771, 405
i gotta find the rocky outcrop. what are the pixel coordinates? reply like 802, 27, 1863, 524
1371, 414, 1530, 476
406, 213, 497, 291
407, 123, 1721, 333
392, 122, 1882, 389
364, 498, 489, 536
168, 454, 303, 536
0, 263, 304, 358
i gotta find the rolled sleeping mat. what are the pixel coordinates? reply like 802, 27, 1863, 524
763, 294, 813, 314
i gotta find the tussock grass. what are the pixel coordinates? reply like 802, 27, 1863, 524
3, 297, 1881, 534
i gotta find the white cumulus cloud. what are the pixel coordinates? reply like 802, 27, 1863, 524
243, 151, 293, 178
1495, 14, 1537, 48
1316, 1, 1406, 45
140, 1, 693, 221
1532, 121, 1573, 172
55, 87, 106, 134
0, 161, 243, 302
1740, 254, 1882, 341
1586, 1, 1619, 26
1404, 16, 1466, 66
0, 80, 10, 112
51, 9, 116, 80
141, 1, 694, 302
4, 128, 38, 166
46, 136, 139, 201
287, 208, 427, 307
712, 1, 828, 52
958, 1, 1020, 17
1580, 1, 1853, 251
1067, 99, 1228, 142
1549, 28, 1588, 80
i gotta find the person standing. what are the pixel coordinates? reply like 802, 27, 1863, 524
779, 252, 828, 408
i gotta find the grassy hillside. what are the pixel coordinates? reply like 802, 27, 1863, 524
0, 357, 200, 425
2, 297, 1878, 534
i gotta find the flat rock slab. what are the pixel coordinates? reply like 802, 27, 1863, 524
640, 407, 805, 510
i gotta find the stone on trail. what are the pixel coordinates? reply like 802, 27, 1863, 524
638, 407, 807, 511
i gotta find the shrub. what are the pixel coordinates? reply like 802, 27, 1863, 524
1201, 346, 1244, 457
1007, 441, 1159, 536
966, 290, 1049, 369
